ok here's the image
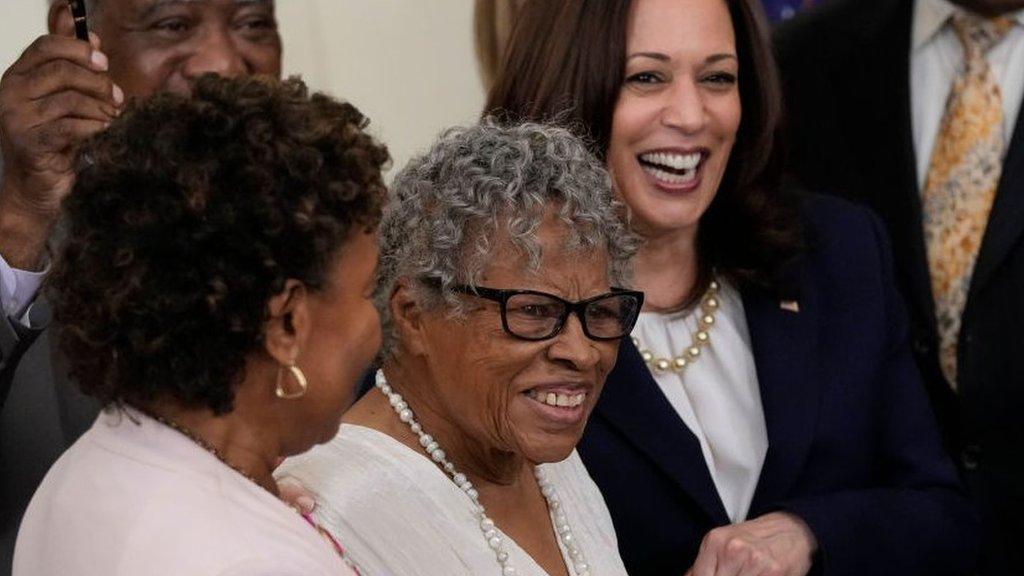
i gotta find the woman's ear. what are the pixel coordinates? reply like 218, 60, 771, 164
390, 279, 428, 357
264, 279, 310, 365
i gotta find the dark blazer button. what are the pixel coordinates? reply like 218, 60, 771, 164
913, 337, 932, 356
961, 445, 981, 471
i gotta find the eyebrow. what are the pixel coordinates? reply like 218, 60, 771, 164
137, 0, 272, 20
626, 52, 738, 65
627, 52, 670, 62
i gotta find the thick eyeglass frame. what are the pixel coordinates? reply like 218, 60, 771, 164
449, 284, 644, 342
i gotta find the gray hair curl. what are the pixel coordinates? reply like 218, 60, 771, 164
375, 119, 639, 359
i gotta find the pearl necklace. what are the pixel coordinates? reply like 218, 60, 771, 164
375, 371, 592, 576
632, 279, 720, 374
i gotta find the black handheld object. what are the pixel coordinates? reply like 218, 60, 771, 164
68, 0, 89, 41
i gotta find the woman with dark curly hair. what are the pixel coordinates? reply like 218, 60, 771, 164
484, 0, 978, 575
13, 75, 388, 576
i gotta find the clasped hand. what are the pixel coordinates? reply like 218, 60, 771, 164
684, 512, 817, 576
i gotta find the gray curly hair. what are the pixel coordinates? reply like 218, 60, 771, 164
375, 119, 639, 359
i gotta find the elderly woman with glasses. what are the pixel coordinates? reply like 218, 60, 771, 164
276, 121, 640, 576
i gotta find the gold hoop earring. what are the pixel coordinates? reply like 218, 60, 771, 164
275, 364, 308, 399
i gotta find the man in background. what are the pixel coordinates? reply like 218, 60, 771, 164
0, 1, 281, 572
775, 0, 1024, 573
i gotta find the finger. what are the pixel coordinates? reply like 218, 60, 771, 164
5, 35, 108, 79
50, 3, 100, 50
690, 547, 719, 576
53, 4, 77, 38
736, 549, 772, 576
692, 528, 729, 576
718, 538, 753, 576
760, 558, 784, 576
21, 59, 120, 106
277, 478, 317, 514
294, 493, 316, 514
32, 117, 108, 154
32, 90, 118, 126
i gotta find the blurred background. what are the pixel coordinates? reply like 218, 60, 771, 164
0, 0, 821, 178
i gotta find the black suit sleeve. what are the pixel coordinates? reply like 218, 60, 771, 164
0, 304, 50, 411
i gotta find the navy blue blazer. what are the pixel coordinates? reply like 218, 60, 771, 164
578, 195, 979, 576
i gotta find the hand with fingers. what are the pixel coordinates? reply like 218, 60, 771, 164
684, 512, 817, 576
0, 6, 123, 271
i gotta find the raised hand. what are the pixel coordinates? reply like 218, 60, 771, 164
0, 6, 122, 269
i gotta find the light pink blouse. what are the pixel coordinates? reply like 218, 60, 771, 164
14, 408, 355, 576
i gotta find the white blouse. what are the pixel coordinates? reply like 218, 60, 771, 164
277, 424, 630, 576
14, 408, 352, 576
630, 279, 768, 522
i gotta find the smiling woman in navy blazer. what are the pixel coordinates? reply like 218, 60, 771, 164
484, 0, 979, 574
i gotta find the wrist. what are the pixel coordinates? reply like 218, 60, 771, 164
0, 180, 58, 271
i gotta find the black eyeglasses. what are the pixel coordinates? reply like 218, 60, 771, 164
450, 284, 644, 341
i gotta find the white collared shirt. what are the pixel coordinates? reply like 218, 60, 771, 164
910, 0, 1024, 189
0, 252, 46, 324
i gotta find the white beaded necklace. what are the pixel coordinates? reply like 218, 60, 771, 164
374, 371, 592, 576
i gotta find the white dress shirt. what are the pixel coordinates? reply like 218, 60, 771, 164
14, 408, 353, 576
630, 279, 767, 523
911, 0, 1024, 189
0, 253, 46, 325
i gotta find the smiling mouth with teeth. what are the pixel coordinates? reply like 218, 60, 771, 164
527, 389, 587, 408
638, 151, 703, 185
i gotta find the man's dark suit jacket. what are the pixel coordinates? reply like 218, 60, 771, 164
578, 195, 978, 576
0, 299, 99, 576
774, 1, 1024, 573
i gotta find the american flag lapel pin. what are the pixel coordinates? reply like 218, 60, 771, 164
779, 300, 800, 313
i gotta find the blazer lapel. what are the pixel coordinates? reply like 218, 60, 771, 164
746, 281, 821, 514
970, 94, 1024, 293
596, 341, 730, 524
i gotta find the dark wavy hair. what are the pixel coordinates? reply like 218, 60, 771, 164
47, 75, 389, 415
484, 0, 803, 300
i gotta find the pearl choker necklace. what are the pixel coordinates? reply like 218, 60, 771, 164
375, 371, 591, 576
633, 279, 720, 374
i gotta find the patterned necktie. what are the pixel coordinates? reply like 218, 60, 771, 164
922, 13, 1013, 390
